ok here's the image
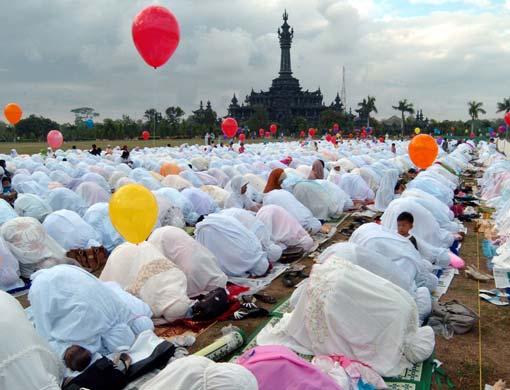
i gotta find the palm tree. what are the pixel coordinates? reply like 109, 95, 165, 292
392, 99, 415, 137
356, 95, 378, 127
496, 98, 510, 113
468, 101, 486, 134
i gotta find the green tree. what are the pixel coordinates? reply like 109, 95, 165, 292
468, 101, 486, 133
70, 107, 99, 125
496, 98, 510, 113
0, 121, 16, 141
292, 116, 309, 135
16, 115, 60, 140
392, 99, 415, 137
356, 95, 377, 127
144, 109, 163, 138
245, 105, 269, 133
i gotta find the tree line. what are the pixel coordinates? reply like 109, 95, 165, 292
1, 96, 509, 142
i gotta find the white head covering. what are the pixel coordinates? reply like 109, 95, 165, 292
221, 208, 282, 262
224, 176, 256, 210
292, 181, 338, 220
140, 356, 258, 390
201, 185, 230, 209
75, 181, 111, 207
0, 236, 24, 291
13, 193, 52, 222
43, 209, 102, 250
83, 203, 124, 253
374, 169, 399, 211
29, 265, 140, 357
263, 190, 321, 233
100, 242, 192, 323
257, 256, 434, 377
182, 188, 218, 216
0, 199, 18, 226
1, 217, 67, 278
256, 205, 314, 252
0, 291, 63, 389
381, 197, 454, 248
195, 214, 269, 277
149, 226, 227, 297
46, 187, 88, 216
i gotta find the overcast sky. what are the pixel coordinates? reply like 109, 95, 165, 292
0, 0, 509, 123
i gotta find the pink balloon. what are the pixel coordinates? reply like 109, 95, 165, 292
449, 252, 465, 270
47, 130, 63, 149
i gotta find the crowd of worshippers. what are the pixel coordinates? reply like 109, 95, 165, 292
0, 137, 477, 389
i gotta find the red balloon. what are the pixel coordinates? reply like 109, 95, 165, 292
270, 124, 277, 134
325, 134, 332, 142
222, 118, 238, 138
239, 133, 246, 142
259, 128, 265, 137
47, 130, 63, 149
265, 131, 271, 138
142, 131, 150, 140
308, 128, 316, 137
505, 112, 510, 126
132, 5, 180, 69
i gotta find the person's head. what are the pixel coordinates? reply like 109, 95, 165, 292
0, 160, 5, 169
240, 142, 244, 147
240, 183, 248, 194
92, 144, 97, 149
394, 180, 406, 194
407, 168, 417, 178
64, 345, 92, 372
121, 150, 130, 159
2, 176, 11, 189
490, 138, 495, 143
397, 212, 414, 236
72, 145, 77, 149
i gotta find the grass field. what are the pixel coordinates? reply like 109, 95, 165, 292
0, 137, 286, 155
0, 139, 205, 155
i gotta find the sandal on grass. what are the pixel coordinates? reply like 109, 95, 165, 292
231, 307, 269, 320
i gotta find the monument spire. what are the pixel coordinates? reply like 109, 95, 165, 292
278, 9, 294, 77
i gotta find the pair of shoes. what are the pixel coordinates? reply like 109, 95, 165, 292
465, 265, 493, 282
231, 305, 269, 320
479, 293, 509, 306
282, 266, 308, 288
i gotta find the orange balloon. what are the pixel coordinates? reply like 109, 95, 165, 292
408, 134, 438, 169
160, 162, 181, 176
4, 103, 23, 125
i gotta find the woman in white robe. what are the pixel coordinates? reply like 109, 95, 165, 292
182, 188, 219, 217
43, 210, 102, 251
195, 214, 269, 277
381, 197, 455, 249
256, 256, 435, 377
407, 175, 454, 206
148, 226, 227, 298
75, 181, 111, 207
46, 187, 88, 216
349, 223, 438, 292
101, 242, 193, 323
292, 180, 338, 220
154, 188, 199, 225
29, 265, 152, 359
0, 291, 63, 389
13, 193, 52, 222
374, 169, 399, 211
140, 355, 258, 390
83, 203, 124, 253
221, 208, 282, 262
224, 176, 259, 211
0, 236, 24, 292
1, 217, 68, 278
256, 205, 314, 253
263, 190, 321, 233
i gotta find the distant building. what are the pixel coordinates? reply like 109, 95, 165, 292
227, 10, 342, 130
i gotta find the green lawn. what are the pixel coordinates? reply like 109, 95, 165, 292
0, 137, 285, 155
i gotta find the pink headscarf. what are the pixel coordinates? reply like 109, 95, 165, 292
308, 160, 324, 180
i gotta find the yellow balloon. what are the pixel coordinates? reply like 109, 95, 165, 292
109, 184, 158, 244
415, 127, 421, 135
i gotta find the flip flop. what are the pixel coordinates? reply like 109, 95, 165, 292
479, 289, 509, 297
479, 293, 509, 306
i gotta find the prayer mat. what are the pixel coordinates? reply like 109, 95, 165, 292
228, 263, 291, 295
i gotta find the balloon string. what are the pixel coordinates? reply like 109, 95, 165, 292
153, 70, 157, 147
